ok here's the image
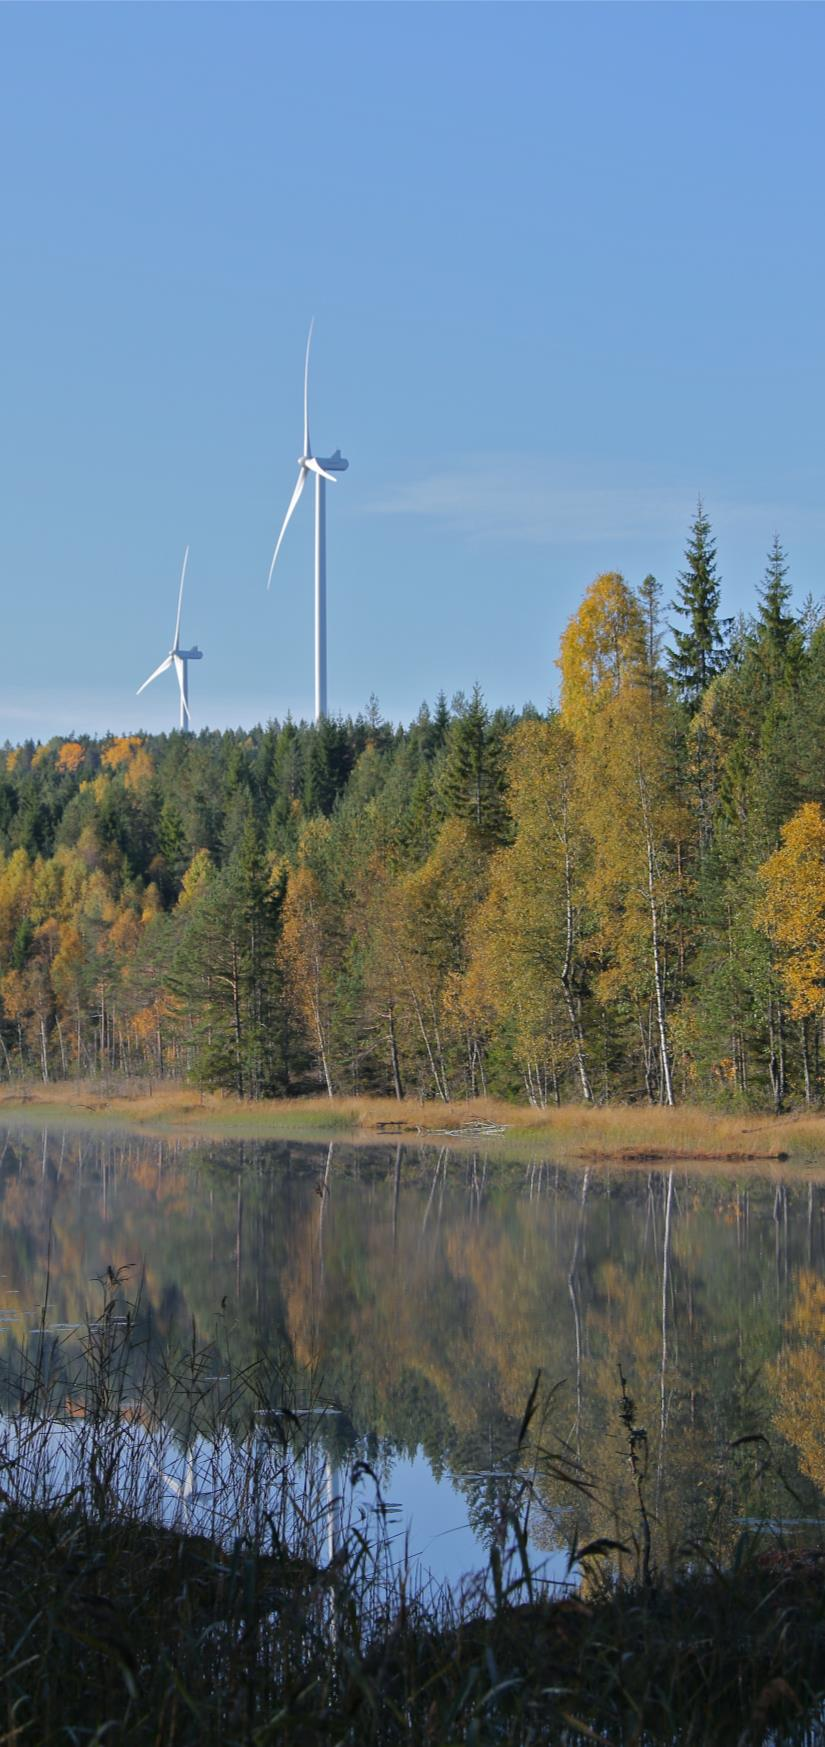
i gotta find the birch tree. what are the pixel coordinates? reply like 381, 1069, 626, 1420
462, 716, 594, 1103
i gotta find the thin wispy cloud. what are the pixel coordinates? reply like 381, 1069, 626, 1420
366, 455, 823, 551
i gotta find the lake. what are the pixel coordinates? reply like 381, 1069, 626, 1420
0, 1125, 822, 1592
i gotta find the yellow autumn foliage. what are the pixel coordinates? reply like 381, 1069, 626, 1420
460, 717, 586, 1079
141, 882, 163, 923
0, 850, 33, 960
109, 908, 142, 958
123, 746, 155, 793
755, 802, 825, 1018
772, 1271, 825, 1495
557, 571, 645, 732
177, 850, 214, 910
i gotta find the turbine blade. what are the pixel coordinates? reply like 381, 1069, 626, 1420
305, 457, 337, 484
174, 654, 190, 721
173, 545, 190, 650
137, 655, 173, 695
267, 467, 307, 587
303, 318, 314, 457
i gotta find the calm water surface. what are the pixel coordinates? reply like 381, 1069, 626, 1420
1, 1126, 823, 1587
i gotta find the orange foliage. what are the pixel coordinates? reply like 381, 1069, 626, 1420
131, 1003, 166, 1046
102, 736, 143, 771
33, 918, 61, 963
57, 741, 85, 774
1, 970, 28, 1024
109, 909, 141, 957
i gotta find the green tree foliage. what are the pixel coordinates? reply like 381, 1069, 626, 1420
756, 535, 797, 666
171, 827, 287, 1097
0, 518, 823, 1107
438, 685, 509, 845
669, 501, 727, 711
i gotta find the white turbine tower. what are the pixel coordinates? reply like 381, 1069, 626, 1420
137, 546, 203, 730
267, 321, 349, 722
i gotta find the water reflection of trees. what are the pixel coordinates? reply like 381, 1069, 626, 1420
0, 1127, 822, 1561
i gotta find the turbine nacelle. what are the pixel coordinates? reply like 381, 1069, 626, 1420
301, 456, 338, 484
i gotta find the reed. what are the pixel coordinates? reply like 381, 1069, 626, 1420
1, 1280, 825, 1743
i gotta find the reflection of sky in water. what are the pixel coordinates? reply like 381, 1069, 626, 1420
373, 1449, 568, 1592
1, 1125, 824, 1577
0, 1404, 567, 1594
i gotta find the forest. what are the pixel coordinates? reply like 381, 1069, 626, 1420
1, 504, 824, 1110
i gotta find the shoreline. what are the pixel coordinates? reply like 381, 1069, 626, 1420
0, 1083, 823, 1163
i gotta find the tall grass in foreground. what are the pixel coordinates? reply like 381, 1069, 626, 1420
2, 1277, 825, 1744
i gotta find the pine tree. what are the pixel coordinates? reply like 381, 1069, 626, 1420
669, 502, 727, 711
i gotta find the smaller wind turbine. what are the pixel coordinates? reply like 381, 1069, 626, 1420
137, 546, 203, 729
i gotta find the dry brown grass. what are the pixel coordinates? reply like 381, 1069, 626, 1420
1, 1080, 825, 1159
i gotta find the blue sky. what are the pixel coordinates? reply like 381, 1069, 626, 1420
1, 3, 823, 739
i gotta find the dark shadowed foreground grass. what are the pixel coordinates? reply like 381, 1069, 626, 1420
1, 1279, 825, 1744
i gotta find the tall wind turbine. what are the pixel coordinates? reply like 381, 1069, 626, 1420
137, 546, 203, 730
267, 322, 349, 722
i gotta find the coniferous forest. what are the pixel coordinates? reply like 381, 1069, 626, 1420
2, 506, 824, 1110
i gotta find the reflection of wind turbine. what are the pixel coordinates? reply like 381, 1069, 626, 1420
267, 322, 349, 723
137, 547, 203, 729
159, 1447, 196, 1523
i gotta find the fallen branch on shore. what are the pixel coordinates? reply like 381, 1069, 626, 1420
374, 1119, 509, 1137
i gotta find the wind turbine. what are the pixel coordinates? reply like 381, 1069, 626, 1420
137, 546, 203, 730
267, 321, 349, 722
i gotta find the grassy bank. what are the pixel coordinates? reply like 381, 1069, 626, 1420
1, 1080, 825, 1160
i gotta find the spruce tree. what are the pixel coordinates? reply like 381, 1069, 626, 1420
429, 693, 451, 755
668, 502, 727, 711
157, 800, 188, 893
756, 535, 797, 663
638, 573, 665, 702
169, 831, 288, 1098
304, 717, 354, 816
439, 684, 508, 844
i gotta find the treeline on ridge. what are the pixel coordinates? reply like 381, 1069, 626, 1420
2, 504, 825, 1109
